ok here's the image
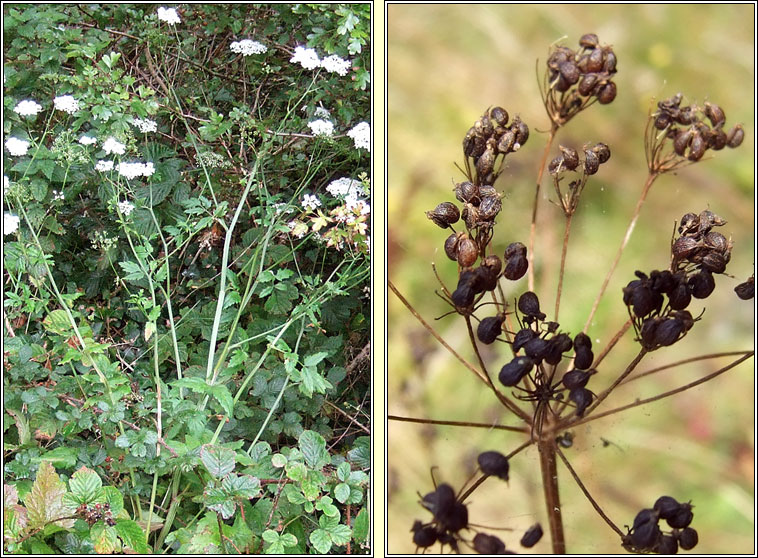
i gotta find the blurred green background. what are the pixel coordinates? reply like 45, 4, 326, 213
387, 4, 754, 554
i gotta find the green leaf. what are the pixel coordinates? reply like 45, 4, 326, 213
43, 309, 71, 335
352, 507, 369, 544
327, 523, 352, 546
200, 444, 236, 478
25, 461, 75, 530
114, 519, 150, 554
337, 461, 351, 482
334, 483, 350, 504
303, 351, 329, 367
91, 522, 121, 554
102, 486, 124, 516
347, 436, 370, 469
208, 384, 234, 417
222, 474, 261, 499
299, 430, 328, 470
309, 528, 332, 554
32, 447, 78, 469
68, 465, 104, 504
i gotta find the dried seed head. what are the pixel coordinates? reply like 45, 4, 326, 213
490, 106, 509, 126
426, 202, 460, 228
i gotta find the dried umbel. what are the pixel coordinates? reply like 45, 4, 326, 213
549, 142, 612, 215
542, 33, 619, 127
646, 93, 744, 173
621, 496, 698, 553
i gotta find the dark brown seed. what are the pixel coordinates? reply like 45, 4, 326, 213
490, 106, 509, 126
520, 523, 543, 548
584, 149, 599, 175
476, 147, 496, 177
548, 155, 565, 175
704, 101, 726, 128
596, 81, 617, 104
654, 112, 671, 130
457, 236, 478, 268
552, 72, 570, 92
478, 195, 502, 221
518, 291, 543, 318
477, 450, 509, 480
726, 124, 744, 148
688, 269, 715, 298
654, 318, 685, 346
504, 255, 528, 280
709, 128, 728, 150
734, 276, 754, 300
688, 133, 706, 161
505, 242, 527, 259
497, 130, 516, 154
578, 33, 599, 49
602, 49, 617, 73
672, 236, 699, 261
513, 118, 529, 146
668, 282, 691, 310
578, 73, 598, 96
473, 533, 506, 554
678, 212, 699, 234
455, 180, 478, 204
559, 61, 580, 85
444, 232, 461, 261
462, 204, 479, 229
561, 145, 580, 169
678, 527, 699, 550
587, 47, 604, 72
700, 251, 727, 274
673, 128, 693, 156
592, 142, 611, 164
477, 316, 504, 344
426, 202, 460, 228
482, 254, 502, 276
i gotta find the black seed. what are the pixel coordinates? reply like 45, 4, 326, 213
504, 241, 527, 259
412, 522, 437, 548
490, 106, 509, 126
518, 291, 545, 319
734, 276, 754, 300
444, 233, 461, 261
569, 387, 593, 416
666, 504, 693, 529
678, 527, 699, 550
499, 356, 534, 387
593, 142, 611, 164
688, 270, 715, 299
451, 285, 475, 308
654, 318, 685, 347
520, 523, 543, 548
524, 337, 549, 361
655, 534, 678, 554
574, 346, 594, 370
654, 496, 681, 520
512, 328, 537, 352
668, 282, 692, 310
562, 369, 590, 389
426, 202, 460, 228
477, 316, 503, 344
477, 451, 509, 481
455, 181, 478, 204
439, 501, 468, 532
504, 255, 528, 280
573, 332, 592, 350
422, 483, 456, 518
583, 149, 600, 175
473, 532, 506, 554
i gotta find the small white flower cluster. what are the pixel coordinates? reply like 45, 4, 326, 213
52, 189, 64, 201
91, 230, 118, 250
118, 201, 135, 216
102, 137, 126, 155
13, 99, 43, 116
327, 177, 370, 219
132, 117, 157, 133
314, 106, 331, 119
290, 46, 321, 70
4, 213, 20, 235
230, 40, 268, 56
79, 135, 97, 146
53, 95, 79, 114
320, 54, 351, 76
290, 46, 351, 76
95, 160, 114, 172
117, 161, 155, 179
301, 194, 322, 211
157, 7, 181, 24
347, 122, 370, 151
287, 220, 309, 239
307, 119, 334, 137
5, 137, 30, 156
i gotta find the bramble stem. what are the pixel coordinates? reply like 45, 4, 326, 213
582, 172, 659, 333
538, 435, 566, 553
554, 212, 574, 321
528, 126, 558, 291
556, 446, 624, 536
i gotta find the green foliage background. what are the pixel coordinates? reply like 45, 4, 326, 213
387, 4, 753, 554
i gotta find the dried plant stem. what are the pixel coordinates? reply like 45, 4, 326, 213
528, 125, 559, 291
582, 172, 659, 333
389, 280, 486, 384
555, 446, 624, 536
593, 317, 633, 368
554, 212, 574, 321
620, 350, 754, 385
388, 414, 528, 433
573, 351, 753, 427
538, 436, 566, 554
587, 349, 648, 415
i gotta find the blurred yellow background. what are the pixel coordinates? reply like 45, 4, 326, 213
387, 4, 754, 554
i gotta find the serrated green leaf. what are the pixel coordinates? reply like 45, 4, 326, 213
25, 461, 75, 530
222, 474, 261, 499
334, 483, 350, 504
91, 523, 120, 554
102, 486, 124, 516
309, 528, 332, 554
68, 465, 103, 504
337, 461, 351, 481
32, 447, 78, 469
303, 351, 329, 367
347, 436, 370, 469
199, 444, 236, 478
208, 384, 234, 417
299, 430, 328, 470
353, 507, 369, 543
113, 519, 150, 553
327, 523, 352, 545
43, 309, 71, 335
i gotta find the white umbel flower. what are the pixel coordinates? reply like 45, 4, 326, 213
13, 100, 43, 116
102, 137, 126, 155
118, 201, 135, 216
307, 119, 334, 137
230, 40, 268, 56
95, 160, 114, 172
301, 194, 322, 211
132, 117, 158, 133
53, 95, 80, 114
320, 54, 351, 76
117, 161, 155, 179
290, 46, 321, 70
4, 213, 20, 235
347, 122, 370, 151
79, 135, 97, 146
157, 7, 180, 24
5, 137, 30, 156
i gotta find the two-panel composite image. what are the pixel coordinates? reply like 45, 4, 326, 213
1, 3, 755, 557
386, 3, 754, 556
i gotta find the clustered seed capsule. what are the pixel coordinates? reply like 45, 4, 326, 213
549, 142, 611, 177
653, 93, 744, 162
622, 496, 698, 554
544, 33, 618, 126
463, 106, 529, 186
623, 210, 733, 351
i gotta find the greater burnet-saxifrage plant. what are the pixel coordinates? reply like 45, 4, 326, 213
389, 33, 753, 554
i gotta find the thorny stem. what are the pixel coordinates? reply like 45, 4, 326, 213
554, 211, 574, 321
572, 351, 754, 427
583, 172, 658, 333
555, 446, 624, 536
528, 125, 559, 291
538, 435, 566, 554
389, 280, 486, 384
388, 414, 528, 433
